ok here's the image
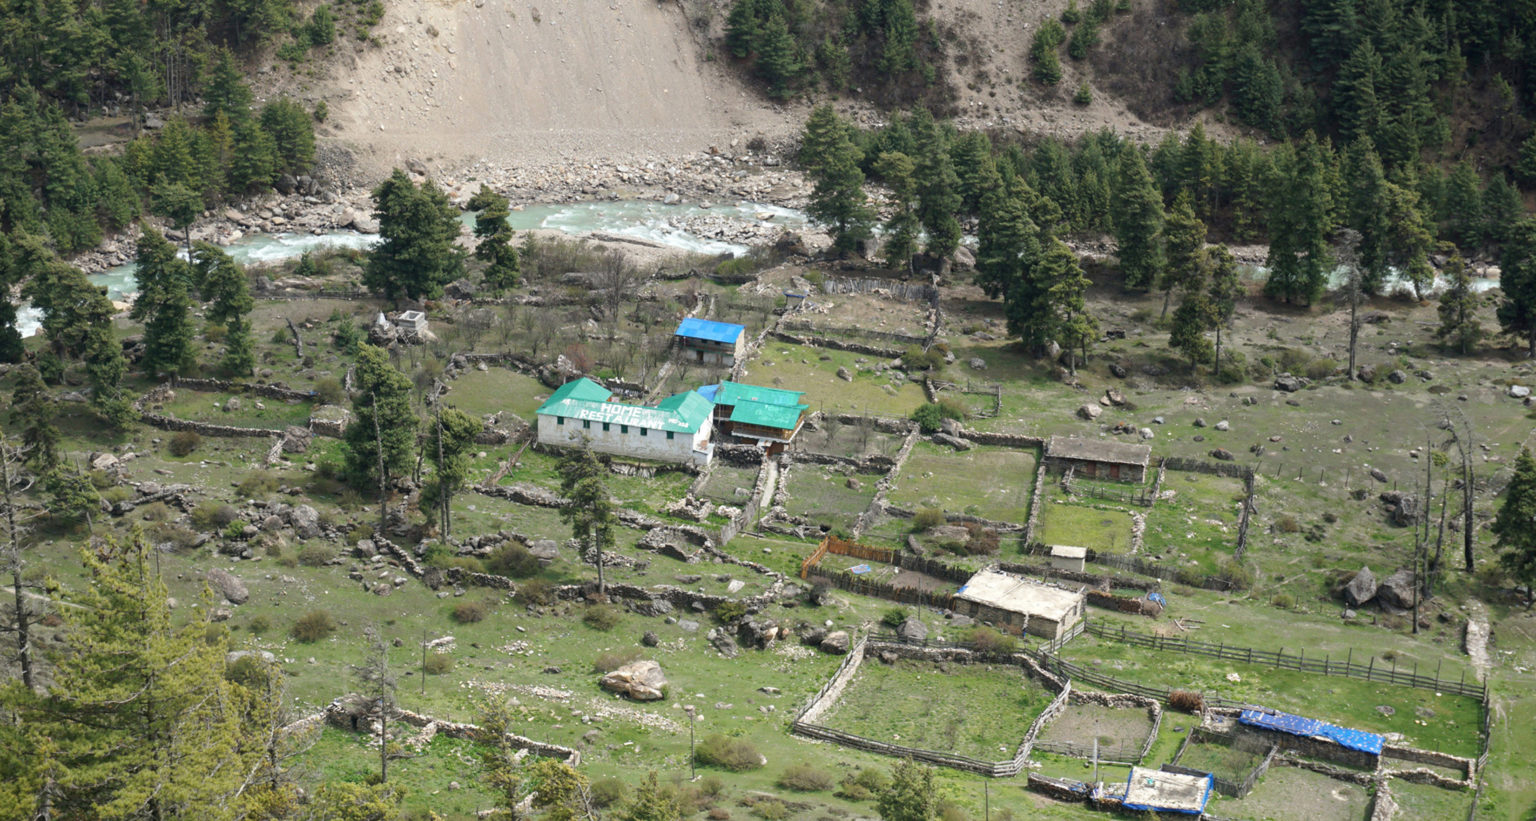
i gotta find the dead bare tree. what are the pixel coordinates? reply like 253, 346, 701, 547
1440, 405, 1479, 572
594, 250, 644, 340
1333, 229, 1365, 381
1, 440, 42, 690
351, 626, 397, 784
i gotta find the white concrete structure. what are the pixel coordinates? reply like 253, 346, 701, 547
1049, 545, 1088, 574
953, 568, 1087, 640
536, 378, 714, 466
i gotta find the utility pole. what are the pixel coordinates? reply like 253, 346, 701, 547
685, 705, 697, 781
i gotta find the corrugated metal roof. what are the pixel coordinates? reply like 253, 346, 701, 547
674, 318, 745, 344
715, 380, 804, 408
544, 377, 613, 405
536, 383, 711, 434
730, 399, 806, 430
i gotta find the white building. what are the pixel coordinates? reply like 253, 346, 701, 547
952, 568, 1087, 640
535, 378, 714, 466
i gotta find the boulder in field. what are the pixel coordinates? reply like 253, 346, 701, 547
205, 567, 249, 605
599, 660, 668, 701
1342, 566, 1378, 607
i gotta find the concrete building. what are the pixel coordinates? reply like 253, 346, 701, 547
1045, 436, 1152, 483
952, 568, 1086, 640
1121, 767, 1213, 815
535, 377, 714, 466
674, 318, 746, 366
1048, 545, 1087, 573
396, 310, 428, 335
702, 381, 808, 455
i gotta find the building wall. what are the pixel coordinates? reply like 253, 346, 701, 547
1046, 456, 1146, 484
678, 335, 744, 366
537, 414, 712, 465
953, 597, 1084, 640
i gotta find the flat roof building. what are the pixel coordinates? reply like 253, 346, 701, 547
535, 377, 714, 466
674, 318, 746, 366
952, 568, 1086, 640
1045, 436, 1152, 483
1121, 767, 1213, 815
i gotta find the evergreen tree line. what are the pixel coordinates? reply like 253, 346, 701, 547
724, 0, 950, 108
829, 111, 1526, 303
1, 60, 318, 256
1173, 0, 1536, 175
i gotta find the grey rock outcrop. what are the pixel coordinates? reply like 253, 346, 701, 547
1342, 566, 1378, 607
205, 567, 249, 605
599, 660, 668, 701
819, 630, 850, 654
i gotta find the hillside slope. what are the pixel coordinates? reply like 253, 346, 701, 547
308, 0, 799, 178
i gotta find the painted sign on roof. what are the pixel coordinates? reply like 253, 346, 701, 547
536, 379, 711, 434
674, 318, 745, 344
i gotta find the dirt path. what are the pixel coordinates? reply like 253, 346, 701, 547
1465, 598, 1492, 682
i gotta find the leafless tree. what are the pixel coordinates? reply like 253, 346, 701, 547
351, 625, 398, 783
1, 440, 42, 690
1440, 405, 1479, 572
593, 250, 644, 339
1333, 229, 1365, 381
531, 308, 562, 361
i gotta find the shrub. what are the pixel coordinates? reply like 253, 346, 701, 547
593, 648, 644, 674
583, 604, 620, 631
314, 377, 345, 405
836, 768, 889, 801
777, 763, 834, 792
880, 608, 909, 629
291, 610, 337, 642
485, 543, 542, 578
901, 345, 945, 371
517, 578, 554, 606
708, 810, 731, 821
962, 523, 999, 555
695, 733, 763, 771
968, 626, 1017, 655
1169, 689, 1204, 713
236, 471, 280, 498
1073, 83, 1093, 105
168, 430, 202, 457
248, 615, 272, 634
912, 507, 946, 530
751, 799, 787, 821
1270, 592, 1295, 609
1274, 513, 1300, 533
224, 520, 249, 541
451, 601, 488, 624
1305, 358, 1338, 380
1214, 558, 1254, 590
713, 600, 747, 623
138, 501, 174, 522
423, 653, 454, 674
146, 522, 202, 551
590, 777, 627, 808
297, 543, 336, 567
937, 396, 968, 420
1175, 565, 1206, 587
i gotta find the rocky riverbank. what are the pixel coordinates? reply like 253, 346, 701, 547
67, 145, 813, 274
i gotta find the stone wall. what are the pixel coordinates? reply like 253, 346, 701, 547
958, 429, 1046, 449
769, 330, 902, 359
171, 377, 316, 402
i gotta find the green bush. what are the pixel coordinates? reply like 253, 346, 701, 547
169, 430, 202, 457
751, 799, 788, 821
713, 600, 747, 623
290, 610, 337, 642
1175, 565, 1207, 587
235, 471, 280, 498
1073, 83, 1093, 105
1305, 358, 1338, 380
297, 543, 336, 567
835, 768, 890, 801
968, 626, 1017, 655
777, 763, 833, 792
314, 377, 345, 405
138, 501, 174, 522
517, 578, 554, 606
424, 653, 454, 674
1214, 558, 1254, 590
451, 601, 488, 623
912, 507, 946, 530
880, 608, 909, 629
590, 777, 627, 808
247, 615, 272, 634
223, 520, 248, 541
485, 543, 542, 579
593, 648, 644, 674
902, 345, 945, 371
1269, 592, 1296, 609
910, 401, 964, 433
695, 733, 763, 772
582, 604, 621, 631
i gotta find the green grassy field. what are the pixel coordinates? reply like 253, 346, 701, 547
888, 443, 1036, 524
819, 658, 1055, 760
779, 465, 879, 533
747, 343, 927, 416
1142, 471, 1245, 573
1035, 494, 1136, 553
1212, 764, 1372, 821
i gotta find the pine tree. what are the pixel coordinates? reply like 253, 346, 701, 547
194, 243, 255, 376
1169, 270, 1216, 369
1206, 244, 1241, 375
876, 760, 937, 821
1341, 138, 1390, 294
1030, 20, 1065, 85
259, 98, 316, 175
1111, 147, 1164, 290
1264, 134, 1334, 305
9, 365, 59, 471
755, 14, 803, 99
913, 117, 962, 260
976, 172, 1040, 304
1045, 237, 1098, 373
619, 772, 681, 821
1381, 182, 1435, 300
802, 108, 872, 254
1443, 161, 1484, 253
466, 185, 520, 293
1493, 448, 1536, 605
1501, 218, 1536, 358
875, 152, 920, 272
1436, 252, 1482, 354
422, 406, 481, 538
364, 169, 466, 302
558, 444, 616, 594
202, 48, 254, 123
10, 531, 261, 818
951, 131, 994, 215
1481, 174, 1523, 251
1333, 42, 1382, 145
343, 344, 417, 492
0, 233, 25, 363
1160, 191, 1206, 318
133, 224, 196, 376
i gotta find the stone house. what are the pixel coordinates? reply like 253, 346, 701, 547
674, 318, 746, 366
1045, 436, 1152, 483
535, 377, 714, 466
952, 568, 1086, 640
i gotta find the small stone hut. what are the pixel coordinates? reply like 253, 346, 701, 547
1045, 436, 1152, 483
952, 568, 1086, 640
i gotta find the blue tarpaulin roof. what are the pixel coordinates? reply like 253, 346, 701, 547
1239, 709, 1384, 755
1121, 768, 1212, 815
675, 318, 745, 344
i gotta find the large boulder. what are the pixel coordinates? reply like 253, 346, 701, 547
897, 617, 928, 643
288, 505, 321, 539
1342, 566, 1378, 607
1377, 569, 1417, 610
599, 660, 668, 701
281, 426, 313, 454
1078, 403, 1102, 420
529, 539, 561, 566
819, 630, 851, 654
205, 567, 249, 605
1379, 492, 1421, 527
1273, 374, 1304, 392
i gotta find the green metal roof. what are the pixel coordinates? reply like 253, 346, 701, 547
729, 399, 807, 430
537, 382, 712, 434
544, 377, 613, 405
715, 381, 804, 408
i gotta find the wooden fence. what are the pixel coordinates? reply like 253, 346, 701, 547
1084, 622, 1487, 700
804, 568, 956, 609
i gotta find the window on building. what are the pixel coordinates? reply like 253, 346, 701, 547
621, 425, 628, 434
640, 427, 647, 436
667, 431, 675, 440
582, 420, 590, 429
557, 417, 564, 426
602, 422, 610, 432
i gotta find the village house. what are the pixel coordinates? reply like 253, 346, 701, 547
674, 318, 746, 365
701, 381, 809, 455
952, 568, 1087, 640
535, 377, 714, 466
1044, 436, 1153, 483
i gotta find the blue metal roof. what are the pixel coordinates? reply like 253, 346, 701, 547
696, 383, 721, 403
675, 317, 745, 344
1121, 768, 1212, 815
1239, 709, 1384, 755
